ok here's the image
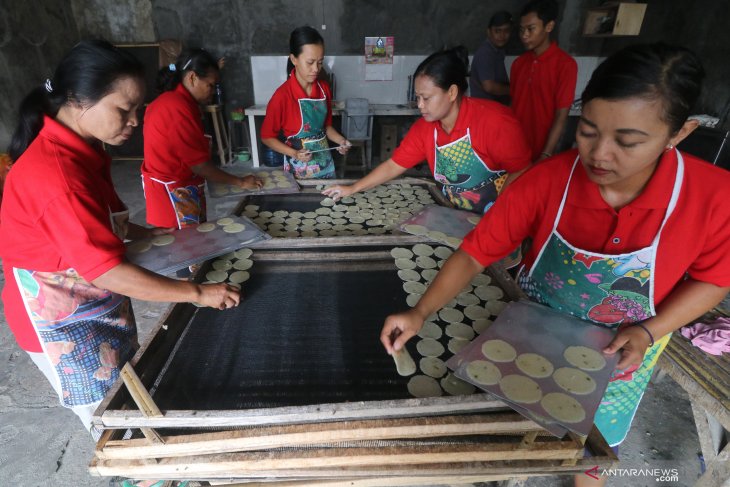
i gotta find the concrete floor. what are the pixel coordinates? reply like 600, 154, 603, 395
0, 160, 706, 486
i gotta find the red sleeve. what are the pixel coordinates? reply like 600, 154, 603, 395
322, 82, 333, 127
556, 57, 578, 109
687, 202, 730, 287
392, 119, 431, 168
261, 88, 286, 139
170, 107, 209, 168
39, 192, 125, 281
479, 110, 532, 173
460, 168, 544, 267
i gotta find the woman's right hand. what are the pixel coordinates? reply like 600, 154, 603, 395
294, 149, 312, 162
380, 309, 425, 355
197, 283, 241, 310
321, 184, 356, 202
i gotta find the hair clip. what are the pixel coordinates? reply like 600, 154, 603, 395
169, 63, 176, 72
182, 59, 192, 70
44, 78, 53, 93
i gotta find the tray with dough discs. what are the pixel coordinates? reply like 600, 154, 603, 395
207, 165, 300, 198
125, 215, 269, 275
398, 204, 480, 248
446, 299, 619, 437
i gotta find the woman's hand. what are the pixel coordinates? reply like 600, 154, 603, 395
294, 149, 312, 162
380, 309, 425, 355
237, 175, 263, 190
602, 324, 653, 370
149, 227, 175, 237
196, 282, 242, 310
321, 184, 356, 202
336, 140, 352, 155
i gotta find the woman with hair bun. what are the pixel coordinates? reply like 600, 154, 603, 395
324, 48, 531, 214
143, 48, 262, 229
0, 40, 241, 436
381, 43, 730, 486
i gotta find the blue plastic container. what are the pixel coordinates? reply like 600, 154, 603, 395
261, 146, 284, 167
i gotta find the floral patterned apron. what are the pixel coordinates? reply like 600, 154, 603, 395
283, 82, 334, 179
433, 128, 507, 214
13, 207, 138, 407
518, 151, 684, 446
142, 174, 207, 229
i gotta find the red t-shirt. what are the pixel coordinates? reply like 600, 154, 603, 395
391, 97, 531, 174
510, 42, 577, 160
261, 72, 333, 139
461, 149, 730, 305
0, 117, 127, 352
142, 83, 209, 181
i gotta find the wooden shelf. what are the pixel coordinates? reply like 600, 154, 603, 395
583, 2, 647, 37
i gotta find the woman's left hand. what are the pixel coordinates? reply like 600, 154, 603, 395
149, 227, 175, 238
336, 140, 352, 155
238, 175, 263, 190
602, 324, 653, 370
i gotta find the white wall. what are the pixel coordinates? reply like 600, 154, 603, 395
250, 55, 604, 106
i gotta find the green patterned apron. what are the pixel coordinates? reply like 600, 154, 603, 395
433, 128, 505, 214
284, 81, 334, 179
518, 152, 684, 446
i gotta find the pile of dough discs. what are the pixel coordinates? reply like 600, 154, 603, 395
210, 169, 293, 196
401, 223, 463, 249
461, 339, 607, 424
198, 248, 254, 307
244, 184, 435, 238
389, 244, 511, 399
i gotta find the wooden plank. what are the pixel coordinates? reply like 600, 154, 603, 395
120, 363, 163, 418
91, 441, 584, 478
99, 413, 544, 459
693, 443, 730, 487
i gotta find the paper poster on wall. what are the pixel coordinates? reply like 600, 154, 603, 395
364, 36, 394, 81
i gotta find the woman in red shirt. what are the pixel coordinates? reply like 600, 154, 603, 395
143, 49, 261, 228
381, 44, 730, 486
323, 49, 532, 214
261, 26, 350, 180
0, 40, 241, 434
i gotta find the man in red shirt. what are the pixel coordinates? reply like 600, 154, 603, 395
510, 0, 577, 161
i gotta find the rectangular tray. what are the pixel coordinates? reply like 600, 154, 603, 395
398, 204, 480, 248
208, 165, 300, 198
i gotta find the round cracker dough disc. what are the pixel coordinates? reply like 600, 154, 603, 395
406, 294, 420, 307
233, 259, 253, 270
447, 337, 470, 354
563, 346, 607, 371
234, 248, 253, 259
485, 300, 508, 316
446, 322, 475, 340
407, 375, 443, 398
441, 373, 476, 396
420, 357, 447, 378
196, 222, 216, 232
421, 269, 438, 282
127, 240, 152, 254
416, 255, 437, 269
412, 244, 434, 256
482, 339, 517, 362
223, 223, 246, 233
456, 292, 480, 307
464, 305, 489, 320
205, 270, 228, 282
426, 230, 448, 242
391, 247, 414, 259
395, 258, 417, 270
212, 259, 233, 271
216, 217, 234, 226
474, 285, 504, 301
515, 353, 555, 379
417, 322, 443, 340
320, 197, 336, 207
467, 215, 481, 225
416, 338, 445, 357
434, 246, 453, 260
398, 269, 421, 282
499, 374, 543, 404
472, 318, 492, 334
466, 360, 501, 385
439, 307, 464, 323
445, 236, 463, 248
228, 270, 250, 284
541, 392, 586, 423
553, 367, 597, 395
151, 234, 175, 246
403, 281, 427, 295
471, 274, 491, 286
403, 224, 428, 236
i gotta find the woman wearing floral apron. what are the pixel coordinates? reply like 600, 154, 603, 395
0, 41, 242, 436
323, 49, 532, 214
381, 44, 730, 487
143, 48, 261, 229
262, 26, 351, 179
